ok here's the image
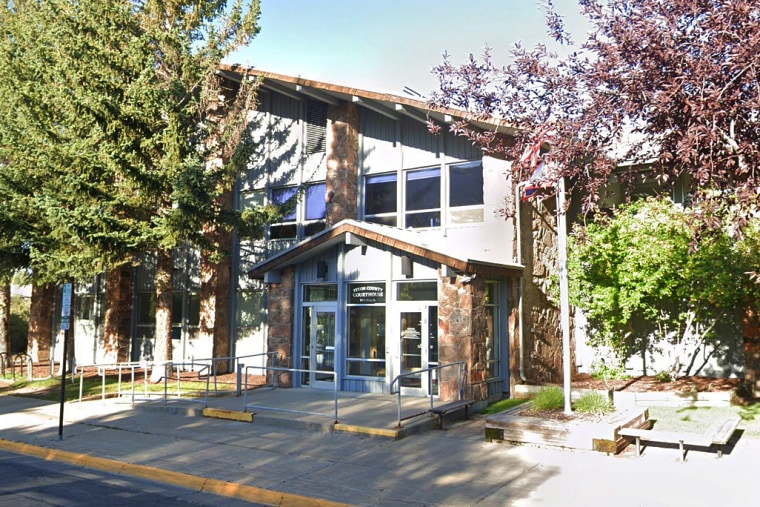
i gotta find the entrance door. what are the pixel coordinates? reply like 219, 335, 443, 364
301, 306, 336, 387
398, 305, 438, 396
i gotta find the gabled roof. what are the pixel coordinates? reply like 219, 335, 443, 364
218, 64, 516, 135
247, 219, 522, 280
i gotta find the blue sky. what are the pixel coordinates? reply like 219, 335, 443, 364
230, 0, 589, 97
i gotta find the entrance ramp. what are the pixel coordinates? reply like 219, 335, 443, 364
132, 388, 463, 439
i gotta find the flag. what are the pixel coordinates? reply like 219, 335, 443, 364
522, 161, 549, 201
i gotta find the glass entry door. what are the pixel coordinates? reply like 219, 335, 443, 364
301, 306, 336, 387
398, 305, 438, 396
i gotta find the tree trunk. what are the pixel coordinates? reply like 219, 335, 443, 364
150, 249, 173, 383
200, 187, 233, 374
28, 282, 55, 364
103, 265, 133, 363
0, 280, 10, 360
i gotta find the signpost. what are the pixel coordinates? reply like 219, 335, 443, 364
58, 283, 72, 440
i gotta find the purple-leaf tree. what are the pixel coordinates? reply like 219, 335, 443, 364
428, 0, 760, 228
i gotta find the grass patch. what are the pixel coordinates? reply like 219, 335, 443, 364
1, 375, 213, 402
648, 404, 760, 439
532, 386, 565, 411
573, 391, 613, 415
479, 398, 527, 415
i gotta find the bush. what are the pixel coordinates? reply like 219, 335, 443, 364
532, 386, 565, 411
573, 391, 613, 415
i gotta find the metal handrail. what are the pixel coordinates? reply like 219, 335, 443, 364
390, 361, 467, 428
162, 361, 211, 408
243, 364, 339, 423
75, 361, 155, 404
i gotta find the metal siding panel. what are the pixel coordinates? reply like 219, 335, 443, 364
360, 109, 400, 174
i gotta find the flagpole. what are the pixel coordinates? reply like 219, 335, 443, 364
556, 176, 572, 414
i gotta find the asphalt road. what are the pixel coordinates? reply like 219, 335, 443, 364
0, 450, 264, 506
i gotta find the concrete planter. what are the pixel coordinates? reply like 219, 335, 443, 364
485, 404, 649, 454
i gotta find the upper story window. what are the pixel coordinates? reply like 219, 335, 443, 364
270, 182, 327, 240
448, 161, 484, 224
270, 186, 298, 239
363, 160, 484, 229
365, 173, 398, 226
405, 167, 441, 228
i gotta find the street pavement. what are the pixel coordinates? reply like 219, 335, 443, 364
1, 392, 759, 506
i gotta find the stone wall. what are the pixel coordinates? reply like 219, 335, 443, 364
519, 198, 576, 384
438, 272, 489, 402
325, 102, 359, 225
266, 266, 295, 387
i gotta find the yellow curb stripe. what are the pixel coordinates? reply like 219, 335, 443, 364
0, 438, 354, 507
333, 423, 400, 439
202, 407, 254, 422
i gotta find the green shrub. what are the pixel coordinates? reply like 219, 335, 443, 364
573, 391, 613, 415
654, 370, 673, 383
532, 386, 565, 411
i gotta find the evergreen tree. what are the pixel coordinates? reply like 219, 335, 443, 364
0, 0, 261, 378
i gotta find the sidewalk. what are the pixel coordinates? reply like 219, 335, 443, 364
1, 392, 759, 506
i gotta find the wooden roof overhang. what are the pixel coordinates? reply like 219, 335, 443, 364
247, 220, 523, 281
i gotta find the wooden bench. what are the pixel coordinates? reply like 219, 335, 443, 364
430, 400, 473, 429
619, 415, 740, 461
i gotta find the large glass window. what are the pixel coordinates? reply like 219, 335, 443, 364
365, 173, 397, 226
362, 160, 483, 229
347, 283, 386, 377
237, 290, 264, 330
405, 167, 441, 228
485, 281, 501, 379
449, 161, 484, 224
269, 182, 327, 239
305, 183, 326, 220
270, 186, 298, 239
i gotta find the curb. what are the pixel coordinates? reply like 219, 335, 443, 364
0, 438, 354, 507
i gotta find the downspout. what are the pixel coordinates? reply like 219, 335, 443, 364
515, 181, 530, 382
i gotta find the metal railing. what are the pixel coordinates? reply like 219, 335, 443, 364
161, 361, 211, 407
5, 353, 33, 381
74, 361, 155, 404
243, 364, 339, 422
186, 352, 277, 397
72, 352, 277, 405
389, 361, 467, 428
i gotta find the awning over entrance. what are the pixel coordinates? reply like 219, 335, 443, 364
247, 219, 523, 280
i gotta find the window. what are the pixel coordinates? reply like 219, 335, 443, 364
362, 160, 483, 229
485, 281, 501, 379
449, 161, 484, 224
77, 294, 95, 321
347, 282, 386, 377
270, 183, 326, 239
405, 167, 440, 228
270, 186, 298, 239
304, 182, 327, 236
396, 282, 437, 301
237, 290, 264, 330
347, 306, 386, 376
365, 173, 397, 226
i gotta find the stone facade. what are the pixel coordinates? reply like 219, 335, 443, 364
438, 272, 489, 402
520, 198, 576, 384
325, 102, 359, 226
266, 266, 295, 387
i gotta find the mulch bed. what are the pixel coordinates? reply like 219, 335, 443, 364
569, 373, 742, 393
